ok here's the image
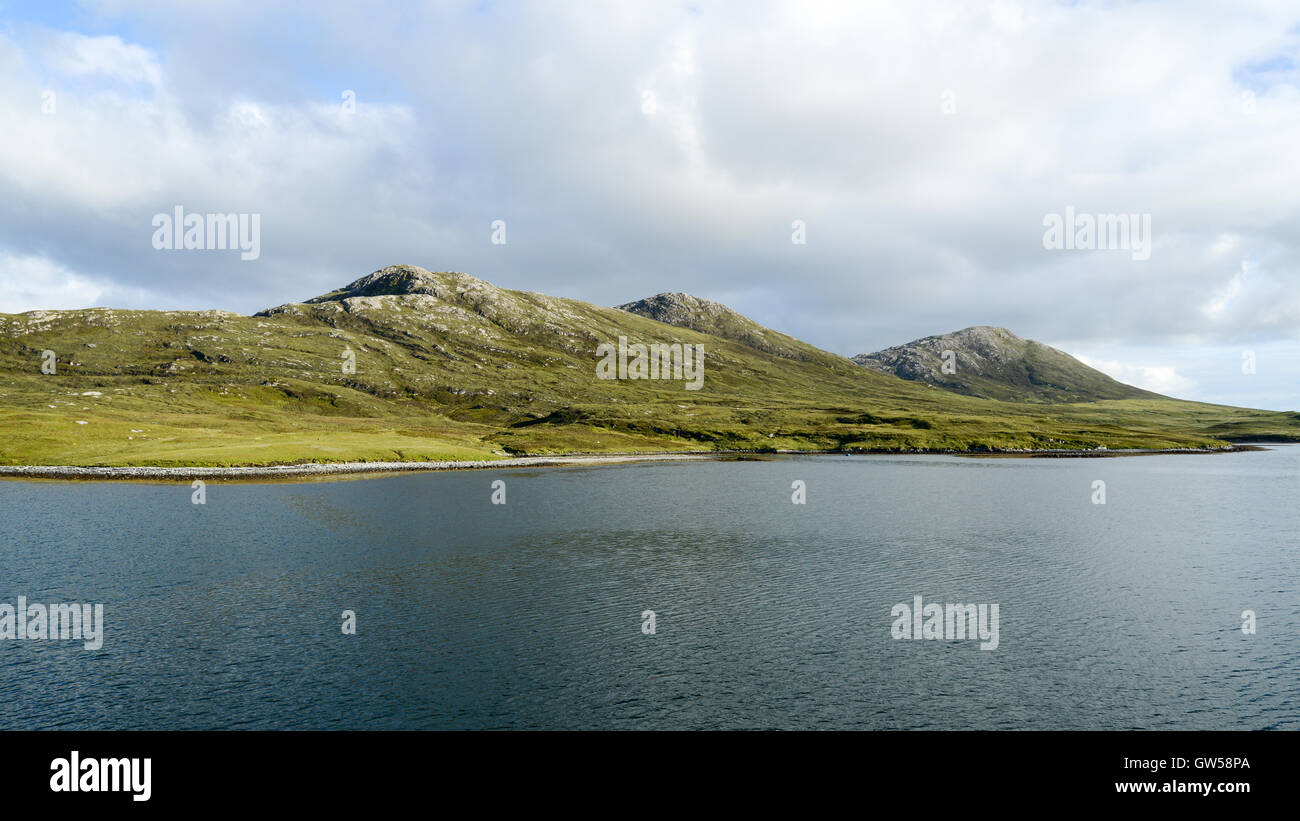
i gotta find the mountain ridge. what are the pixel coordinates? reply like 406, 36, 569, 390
0, 264, 1295, 467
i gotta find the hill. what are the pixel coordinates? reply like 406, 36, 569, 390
617, 292, 830, 363
0, 265, 1295, 467
852, 325, 1160, 403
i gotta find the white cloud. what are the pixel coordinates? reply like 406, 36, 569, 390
1073, 353, 1195, 396
1201, 262, 1246, 319
0, 24, 427, 310
0, 253, 109, 313
46, 33, 161, 86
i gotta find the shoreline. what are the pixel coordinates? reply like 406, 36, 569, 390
0, 444, 1271, 482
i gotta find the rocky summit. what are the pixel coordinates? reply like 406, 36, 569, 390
852, 325, 1158, 403
617, 292, 829, 362
300, 264, 495, 303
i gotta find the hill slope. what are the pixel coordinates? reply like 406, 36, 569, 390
617, 292, 830, 363
853, 325, 1160, 403
0, 265, 1295, 467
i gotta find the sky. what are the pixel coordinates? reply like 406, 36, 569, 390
0, 0, 1296, 410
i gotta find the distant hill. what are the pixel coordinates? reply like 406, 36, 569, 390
852, 325, 1160, 403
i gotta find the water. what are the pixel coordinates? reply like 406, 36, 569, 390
1, 447, 1297, 730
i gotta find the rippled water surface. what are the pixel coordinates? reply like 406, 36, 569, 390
1, 447, 1297, 729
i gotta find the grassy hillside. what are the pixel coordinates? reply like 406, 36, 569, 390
0, 265, 1295, 467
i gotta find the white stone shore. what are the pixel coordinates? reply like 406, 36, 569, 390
0, 452, 725, 480
0, 445, 1261, 481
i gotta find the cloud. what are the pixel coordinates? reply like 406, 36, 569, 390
1201, 262, 1245, 320
0, 253, 110, 313
0, 24, 433, 308
44, 32, 161, 86
1073, 353, 1195, 396
0, 0, 1297, 410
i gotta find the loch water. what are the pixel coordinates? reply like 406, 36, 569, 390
1, 448, 1296, 730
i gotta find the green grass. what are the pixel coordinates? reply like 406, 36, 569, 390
1, 266, 1296, 467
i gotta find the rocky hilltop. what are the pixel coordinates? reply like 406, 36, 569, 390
852, 325, 1159, 403
617, 292, 829, 363
302, 265, 495, 303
